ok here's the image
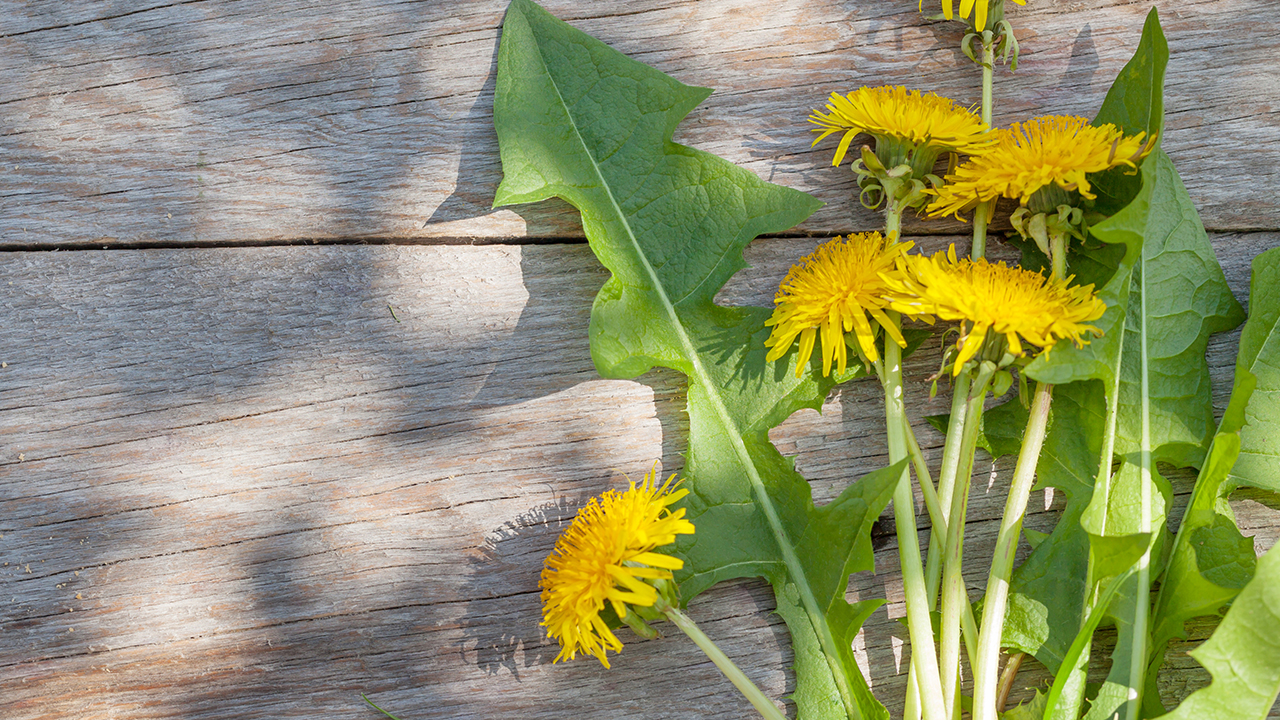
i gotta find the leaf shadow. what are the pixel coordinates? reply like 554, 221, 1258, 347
423, 23, 586, 239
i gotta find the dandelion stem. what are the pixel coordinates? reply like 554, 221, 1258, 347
926, 372, 974, 607
882, 200, 947, 720
939, 370, 992, 718
972, 35, 995, 262
885, 332, 948, 720
972, 204, 989, 260
1051, 229, 1068, 280
901, 414, 945, 542
997, 652, 1027, 713
886, 198, 903, 244
971, 380, 1053, 720
980, 33, 995, 127
657, 599, 788, 720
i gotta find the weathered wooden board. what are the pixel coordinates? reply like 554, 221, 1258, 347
3, 233, 1278, 718
3, 0, 1278, 247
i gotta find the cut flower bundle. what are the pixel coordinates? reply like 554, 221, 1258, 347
485, 2, 1280, 720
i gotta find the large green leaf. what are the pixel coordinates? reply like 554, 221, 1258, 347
1002, 11, 1245, 720
1158, 544, 1280, 720
493, 2, 897, 718
1069, 142, 1244, 720
1145, 247, 1280, 714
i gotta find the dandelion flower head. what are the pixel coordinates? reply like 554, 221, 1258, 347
539, 467, 695, 667
926, 115, 1156, 220
891, 246, 1105, 374
929, 0, 1026, 32
809, 86, 993, 167
765, 233, 910, 377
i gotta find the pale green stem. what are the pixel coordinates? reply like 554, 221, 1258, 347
907, 396, 982, 720
997, 652, 1027, 713
657, 599, 788, 720
904, 673, 922, 720
971, 381, 1053, 720
971, 35, 995, 261
901, 414, 945, 543
886, 199, 903, 244
939, 373, 991, 718
1051, 229, 1068, 280
980, 34, 994, 127
972, 204, 990, 261
918, 374, 973, 720
883, 200, 947, 720
925, 373, 974, 607
885, 333, 948, 720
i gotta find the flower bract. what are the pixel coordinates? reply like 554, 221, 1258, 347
925, 115, 1156, 220
890, 245, 1106, 374
930, 0, 1026, 31
809, 86, 993, 167
765, 233, 910, 376
539, 468, 695, 667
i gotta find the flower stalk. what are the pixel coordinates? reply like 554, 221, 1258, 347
971, 32, 995, 261
882, 201, 948, 720
938, 365, 994, 715
971, 379, 1053, 720
883, 330, 948, 720
655, 597, 789, 720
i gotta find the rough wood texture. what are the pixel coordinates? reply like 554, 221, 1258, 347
2, 0, 1279, 246
3, 234, 1279, 719
4, 0, 1280, 718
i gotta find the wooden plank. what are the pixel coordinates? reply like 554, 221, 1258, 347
2, 0, 1278, 247
3, 233, 1278, 718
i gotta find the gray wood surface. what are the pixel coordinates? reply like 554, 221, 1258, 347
3, 0, 1280, 719
2, 0, 1278, 246
3, 234, 1279, 719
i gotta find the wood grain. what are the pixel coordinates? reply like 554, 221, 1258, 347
3, 233, 1278, 718
2, 0, 1278, 247
4, 0, 1279, 716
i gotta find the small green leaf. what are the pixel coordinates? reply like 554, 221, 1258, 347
1158, 544, 1280, 720
1227, 248, 1280, 491
493, 3, 895, 718
1001, 689, 1048, 720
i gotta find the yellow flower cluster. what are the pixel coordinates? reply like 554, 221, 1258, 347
890, 245, 1106, 374
925, 115, 1156, 220
810, 86, 993, 166
539, 468, 695, 667
765, 241, 1105, 377
765, 233, 910, 376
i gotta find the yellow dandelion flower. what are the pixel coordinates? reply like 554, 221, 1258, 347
809, 86, 994, 167
930, 0, 1026, 31
765, 233, 911, 376
926, 115, 1156, 220
539, 468, 695, 668
891, 245, 1105, 375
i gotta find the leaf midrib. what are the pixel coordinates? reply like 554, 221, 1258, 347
523, 13, 863, 717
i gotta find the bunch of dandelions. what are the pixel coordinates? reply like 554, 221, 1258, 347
538, 467, 787, 720
774, 77, 1137, 720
